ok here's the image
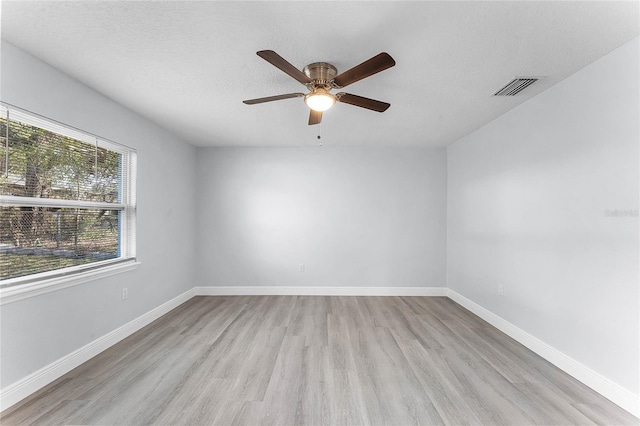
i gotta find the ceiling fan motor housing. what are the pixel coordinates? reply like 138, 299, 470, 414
303, 62, 338, 88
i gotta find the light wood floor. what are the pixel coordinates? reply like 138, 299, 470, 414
2, 296, 637, 425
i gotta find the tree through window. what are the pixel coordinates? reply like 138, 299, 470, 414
0, 105, 136, 284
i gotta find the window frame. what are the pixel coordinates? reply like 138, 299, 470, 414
0, 103, 138, 303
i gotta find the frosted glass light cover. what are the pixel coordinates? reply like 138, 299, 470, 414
305, 90, 335, 112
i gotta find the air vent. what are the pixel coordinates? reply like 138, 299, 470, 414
493, 78, 539, 96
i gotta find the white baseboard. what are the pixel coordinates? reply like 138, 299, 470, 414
194, 285, 448, 297
447, 289, 640, 418
0, 287, 196, 412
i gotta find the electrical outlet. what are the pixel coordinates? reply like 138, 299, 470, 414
122, 288, 128, 300
498, 284, 504, 296
299, 263, 305, 272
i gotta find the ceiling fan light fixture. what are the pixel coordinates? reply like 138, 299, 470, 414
244, 50, 396, 125
305, 88, 336, 112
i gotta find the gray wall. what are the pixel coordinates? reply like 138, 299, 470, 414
196, 147, 447, 288
447, 37, 639, 393
0, 42, 198, 387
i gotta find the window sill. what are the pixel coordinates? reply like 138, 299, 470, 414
0, 260, 140, 305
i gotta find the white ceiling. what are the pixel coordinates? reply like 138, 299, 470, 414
1, 1, 638, 147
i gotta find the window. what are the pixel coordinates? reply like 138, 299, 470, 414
0, 104, 136, 289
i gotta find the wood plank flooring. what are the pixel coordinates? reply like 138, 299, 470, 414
2, 296, 637, 425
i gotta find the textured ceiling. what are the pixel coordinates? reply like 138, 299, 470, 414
1, 1, 638, 147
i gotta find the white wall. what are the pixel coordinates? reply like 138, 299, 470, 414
0, 42, 198, 387
196, 147, 447, 288
447, 37, 639, 394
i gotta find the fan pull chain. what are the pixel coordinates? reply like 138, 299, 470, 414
317, 122, 322, 146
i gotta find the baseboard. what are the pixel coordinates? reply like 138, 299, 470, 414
0, 287, 196, 412
447, 289, 640, 418
194, 285, 448, 297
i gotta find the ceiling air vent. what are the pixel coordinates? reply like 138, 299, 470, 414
493, 77, 539, 96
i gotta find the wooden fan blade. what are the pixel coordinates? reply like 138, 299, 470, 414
337, 93, 390, 112
308, 109, 323, 125
257, 50, 312, 85
243, 93, 305, 105
333, 53, 395, 88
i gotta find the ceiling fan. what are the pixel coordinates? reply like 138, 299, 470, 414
243, 50, 396, 125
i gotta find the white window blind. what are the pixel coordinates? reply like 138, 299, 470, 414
0, 104, 137, 286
